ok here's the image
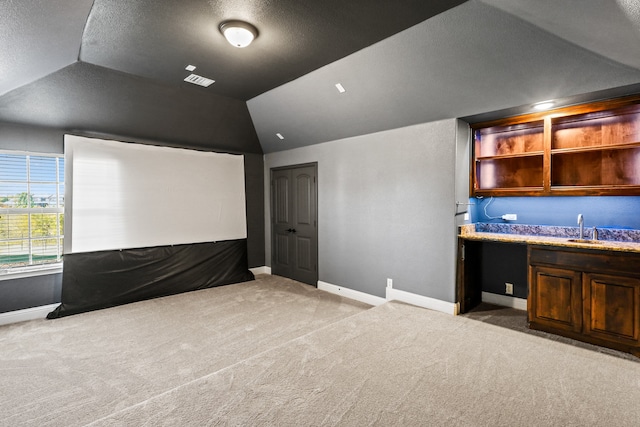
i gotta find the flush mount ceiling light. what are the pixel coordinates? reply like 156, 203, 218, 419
219, 20, 258, 48
533, 100, 555, 111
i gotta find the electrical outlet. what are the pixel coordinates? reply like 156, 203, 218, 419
502, 214, 517, 221
387, 278, 393, 288
505, 282, 514, 295
464, 212, 470, 221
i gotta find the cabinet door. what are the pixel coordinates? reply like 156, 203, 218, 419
529, 265, 582, 333
583, 273, 640, 346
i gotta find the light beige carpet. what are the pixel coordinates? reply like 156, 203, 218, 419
0, 275, 370, 426
2, 275, 640, 426
89, 301, 640, 426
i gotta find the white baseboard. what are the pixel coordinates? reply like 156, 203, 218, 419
250, 266, 271, 275
317, 280, 459, 315
0, 303, 60, 327
317, 281, 387, 306
386, 287, 460, 315
482, 292, 527, 311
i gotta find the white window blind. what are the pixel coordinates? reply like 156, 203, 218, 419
65, 135, 247, 254
0, 152, 64, 269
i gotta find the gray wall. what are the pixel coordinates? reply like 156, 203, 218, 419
244, 153, 265, 268
455, 119, 471, 225
0, 122, 65, 312
264, 119, 463, 302
0, 273, 62, 314
0, 121, 65, 153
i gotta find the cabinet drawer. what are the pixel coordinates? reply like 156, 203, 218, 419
529, 245, 640, 277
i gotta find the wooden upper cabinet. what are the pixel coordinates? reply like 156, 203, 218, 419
474, 121, 544, 193
471, 95, 640, 196
550, 105, 640, 191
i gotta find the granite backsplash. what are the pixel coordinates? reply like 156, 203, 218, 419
474, 223, 640, 243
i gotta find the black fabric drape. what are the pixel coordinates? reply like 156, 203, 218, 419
48, 239, 254, 318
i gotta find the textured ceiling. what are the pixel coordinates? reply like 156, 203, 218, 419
483, 0, 640, 70
250, 0, 640, 152
80, 0, 468, 100
0, 62, 260, 153
0, 0, 466, 154
0, 0, 640, 154
0, 0, 93, 96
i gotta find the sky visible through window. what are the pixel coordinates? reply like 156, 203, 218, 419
0, 154, 64, 207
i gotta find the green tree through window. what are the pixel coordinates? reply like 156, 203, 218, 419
15, 192, 35, 208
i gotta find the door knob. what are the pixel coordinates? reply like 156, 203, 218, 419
287, 228, 297, 233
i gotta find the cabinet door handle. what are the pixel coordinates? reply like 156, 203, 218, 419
287, 228, 297, 233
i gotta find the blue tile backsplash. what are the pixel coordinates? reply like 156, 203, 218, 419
469, 196, 640, 230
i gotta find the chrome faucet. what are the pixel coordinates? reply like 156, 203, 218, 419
577, 214, 584, 240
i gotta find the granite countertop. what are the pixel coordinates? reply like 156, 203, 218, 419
459, 223, 640, 254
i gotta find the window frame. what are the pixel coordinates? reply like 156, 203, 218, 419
0, 150, 64, 276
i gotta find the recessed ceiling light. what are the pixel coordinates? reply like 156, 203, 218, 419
335, 83, 346, 93
219, 20, 259, 48
533, 100, 555, 111
184, 74, 215, 87
185, 65, 196, 72
276, 133, 284, 140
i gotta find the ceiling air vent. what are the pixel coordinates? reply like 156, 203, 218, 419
184, 74, 215, 87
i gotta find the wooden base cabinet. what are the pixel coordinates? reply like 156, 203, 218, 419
528, 265, 582, 334
583, 273, 640, 347
528, 246, 640, 356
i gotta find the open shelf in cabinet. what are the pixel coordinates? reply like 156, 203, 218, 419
550, 102, 640, 191
471, 95, 640, 196
476, 156, 544, 190
551, 141, 640, 155
477, 150, 544, 161
474, 121, 544, 193
551, 146, 640, 187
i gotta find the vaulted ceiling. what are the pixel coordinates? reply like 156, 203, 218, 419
1, 0, 640, 154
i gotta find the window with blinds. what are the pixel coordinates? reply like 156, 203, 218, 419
0, 152, 64, 270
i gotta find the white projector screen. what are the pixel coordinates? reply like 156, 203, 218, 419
65, 135, 247, 254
